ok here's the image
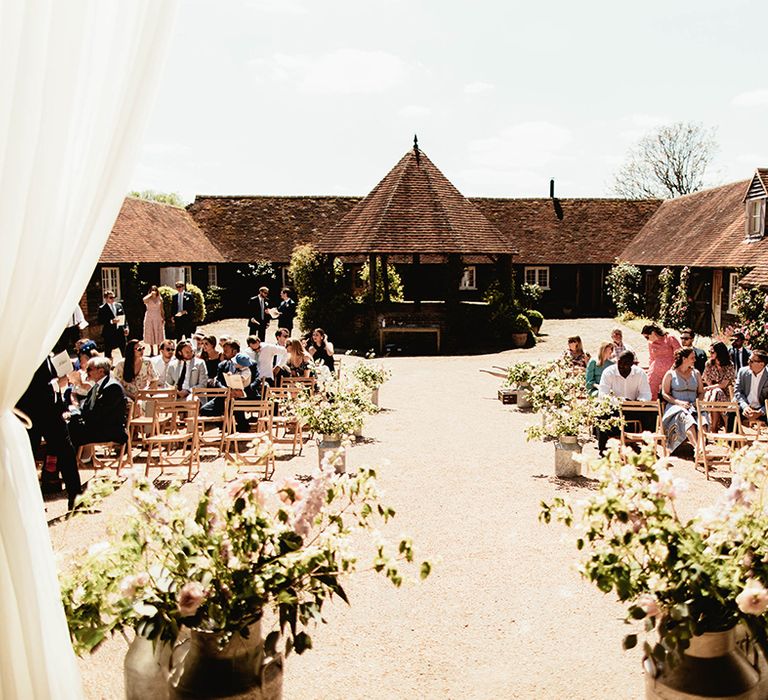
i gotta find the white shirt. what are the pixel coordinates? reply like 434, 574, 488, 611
747, 370, 762, 408
255, 343, 287, 380
151, 354, 173, 386
598, 364, 652, 401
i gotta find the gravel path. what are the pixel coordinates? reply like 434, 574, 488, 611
52, 317, 725, 699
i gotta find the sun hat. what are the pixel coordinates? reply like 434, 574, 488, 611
234, 353, 252, 367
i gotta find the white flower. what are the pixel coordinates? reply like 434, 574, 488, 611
736, 579, 768, 615
87, 542, 110, 558
636, 593, 660, 617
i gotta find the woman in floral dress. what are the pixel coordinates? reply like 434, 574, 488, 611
702, 341, 736, 431
113, 339, 158, 401
642, 323, 681, 398
142, 285, 165, 356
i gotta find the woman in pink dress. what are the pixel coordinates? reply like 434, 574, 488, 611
142, 285, 165, 356
642, 323, 681, 398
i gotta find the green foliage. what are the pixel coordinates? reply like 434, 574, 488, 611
351, 361, 391, 390
524, 309, 544, 331
129, 190, 187, 207
158, 283, 206, 324
289, 244, 352, 332
606, 260, 642, 316
733, 279, 768, 349
511, 313, 532, 333
668, 266, 691, 330
504, 361, 535, 388
519, 283, 543, 309
483, 280, 518, 338
60, 466, 430, 656
204, 285, 225, 322
358, 260, 404, 302
540, 442, 768, 666
657, 267, 674, 326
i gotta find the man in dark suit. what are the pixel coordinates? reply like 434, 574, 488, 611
680, 328, 706, 374
67, 357, 128, 449
277, 287, 296, 334
97, 290, 128, 358
734, 349, 768, 422
171, 280, 195, 340
16, 355, 82, 508
248, 286, 271, 341
730, 332, 751, 373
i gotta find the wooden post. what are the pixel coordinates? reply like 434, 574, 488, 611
413, 253, 421, 309
369, 254, 378, 307
381, 254, 390, 303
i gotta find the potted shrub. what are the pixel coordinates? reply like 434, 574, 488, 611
524, 309, 544, 335
510, 313, 532, 348
60, 470, 430, 700
504, 361, 535, 409
541, 442, 768, 698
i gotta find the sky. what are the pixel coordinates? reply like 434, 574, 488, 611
130, 0, 768, 203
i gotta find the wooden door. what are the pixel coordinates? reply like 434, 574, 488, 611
711, 269, 723, 334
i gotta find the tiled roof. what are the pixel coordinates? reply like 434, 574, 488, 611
101, 197, 226, 263
619, 179, 768, 269
757, 169, 768, 197
316, 148, 511, 255
471, 197, 661, 265
187, 195, 359, 263
740, 263, 768, 288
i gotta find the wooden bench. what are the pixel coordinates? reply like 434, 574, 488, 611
378, 326, 441, 354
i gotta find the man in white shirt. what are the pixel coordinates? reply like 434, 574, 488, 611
150, 339, 176, 387
167, 340, 208, 399
734, 350, 768, 421
597, 350, 653, 454
247, 328, 290, 391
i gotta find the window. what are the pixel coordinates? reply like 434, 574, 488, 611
459, 266, 477, 290
101, 266, 121, 300
524, 266, 550, 290
728, 272, 740, 313
184, 266, 193, 284
747, 199, 765, 239
207, 264, 218, 288
281, 266, 291, 288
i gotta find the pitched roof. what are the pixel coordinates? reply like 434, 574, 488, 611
471, 197, 661, 265
101, 197, 226, 264
187, 195, 359, 263
316, 148, 510, 255
619, 179, 768, 269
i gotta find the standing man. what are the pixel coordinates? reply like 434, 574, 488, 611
680, 328, 707, 374
248, 286, 271, 342
97, 290, 128, 358
277, 287, 297, 336
734, 349, 768, 423
730, 331, 751, 373
172, 280, 195, 340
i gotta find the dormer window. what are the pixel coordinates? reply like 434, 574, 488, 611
747, 198, 765, 239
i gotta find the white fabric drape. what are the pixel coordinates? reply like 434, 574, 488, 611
0, 2, 177, 697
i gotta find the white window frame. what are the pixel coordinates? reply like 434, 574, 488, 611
101, 266, 121, 300
524, 266, 550, 290
183, 265, 193, 285
727, 271, 740, 313
281, 266, 291, 288
459, 265, 477, 291
748, 199, 765, 238
207, 264, 218, 288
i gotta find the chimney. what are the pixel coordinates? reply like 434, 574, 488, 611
549, 178, 555, 198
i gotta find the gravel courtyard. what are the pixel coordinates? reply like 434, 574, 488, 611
51, 317, 726, 699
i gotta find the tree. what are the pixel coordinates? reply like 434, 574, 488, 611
129, 189, 187, 207
612, 122, 717, 199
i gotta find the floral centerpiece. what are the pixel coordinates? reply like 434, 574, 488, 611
352, 361, 391, 391
60, 465, 430, 691
503, 361, 535, 389
526, 358, 586, 413
289, 375, 375, 437
540, 441, 768, 673
525, 394, 621, 443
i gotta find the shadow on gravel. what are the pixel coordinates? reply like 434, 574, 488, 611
531, 474, 599, 491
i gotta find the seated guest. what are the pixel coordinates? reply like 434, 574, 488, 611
167, 340, 208, 399
660, 348, 705, 458
734, 349, 768, 424
702, 341, 736, 432
564, 335, 590, 370
597, 350, 653, 454
247, 330, 290, 389
192, 330, 206, 355
199, 341, 240, 418
67, 357, 128, 450
680, 328, 707, 374
609, 328, 634, 362
73, 339, 98, 369
730, 331, 751, 373
199, 335, 222, 382
150, 339, 176, 387
276, 339, 313, 380
67, 348, 98, 405
307, 328, 335, 374
232, 353, 253, 392
113, 339, 158, 400
585, 342, 614, 396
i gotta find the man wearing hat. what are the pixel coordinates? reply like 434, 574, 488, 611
730, 332, 751, 372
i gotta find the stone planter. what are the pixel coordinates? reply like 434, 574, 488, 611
554, 436, 581, 478
125, 622, 283, 700
516, 384, 532, 410
370, 388, 379, 407
318, 435, 346, 474
645, 627, 759, 699
511, 332, 528, 348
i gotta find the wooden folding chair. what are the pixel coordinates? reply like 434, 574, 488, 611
619, 400, 667, 458
223, 399, 275, 479
144, 400, 200, 481
264, 385, 308, 456
280, 375, 316, 393
191, 386, 231, 455
696, 400, 753, 479
126, 388, 178, 466
75, 396, 130, 474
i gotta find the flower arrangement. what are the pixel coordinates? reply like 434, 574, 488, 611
351, 362, 391, 391
289, 375, 376, 437
525, 358, 586, 413
540, 441, 768, 669
60, 465, 430, 656
504, 361, 535, 389
525, 394, 620, 442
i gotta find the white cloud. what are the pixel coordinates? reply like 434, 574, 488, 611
464, 81, 494, 95
467, 121, 572, 170
732, 89, 768, 107
398, 104, 431, 119
252, 49, 409, 94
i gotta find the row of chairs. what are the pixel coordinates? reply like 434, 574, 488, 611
76, 377, 316, 482
618, 399, 767, 479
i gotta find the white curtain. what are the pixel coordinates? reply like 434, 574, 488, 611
0, 2, 178, 697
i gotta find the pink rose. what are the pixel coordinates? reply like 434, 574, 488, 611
177, 581, 206, 617
736, 580, 768, 615
636, 594, 660, 617
278, 478, 305, 504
